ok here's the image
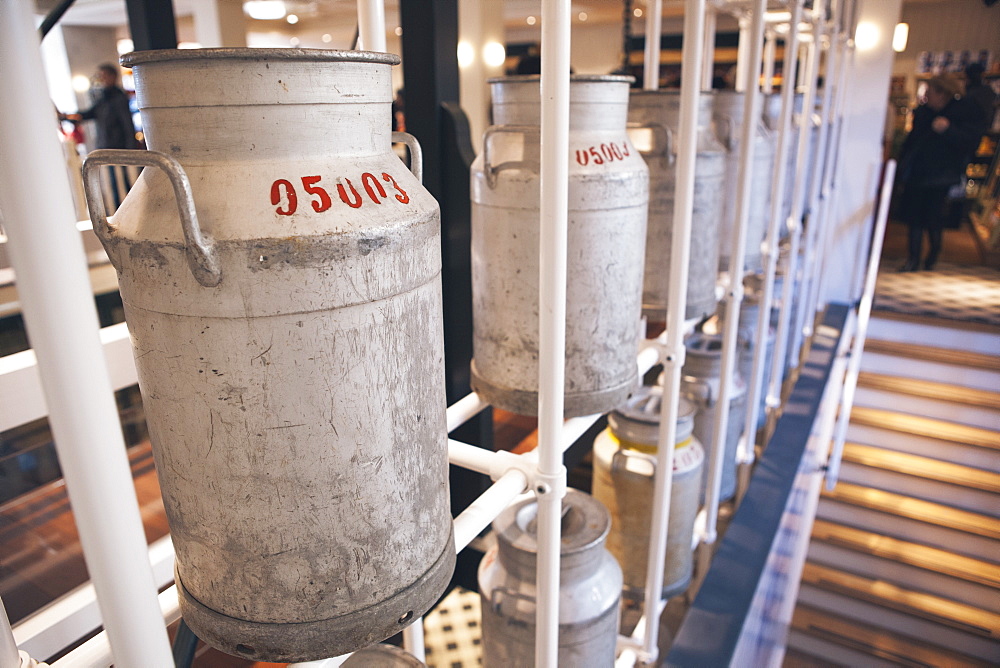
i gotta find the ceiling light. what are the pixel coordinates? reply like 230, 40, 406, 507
892, 23, 909, 53
526, 16, 536, 26
72, 74, 91, 93
243, 1, 286, 20
854, 21, 879, 51
634, 8, 642, 17
290, 36, 300, 46
457, 41, 474, 68
394, 26, 403, 36
322, 33, 332, 43
578, 12, 587, 21
483, 41, 506, 67
116, 38, 134, 55
286, 14, 298, 24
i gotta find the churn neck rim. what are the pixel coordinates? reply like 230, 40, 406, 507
488, 74, 634, 85
494, 489, 609, 558
121, 48, 400, 68
629, 88, 716, 97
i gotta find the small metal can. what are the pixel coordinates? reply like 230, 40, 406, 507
592, 386, 704, 598
478, 489, 622, 667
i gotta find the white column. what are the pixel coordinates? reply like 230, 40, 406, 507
0, 2, 172, 666
192, 0, 247, 48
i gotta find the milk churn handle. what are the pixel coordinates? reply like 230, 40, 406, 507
611, 447, 657, 475
482, 125, 537, 189
626, 122, 674, 166
83, 149, 222, 288
712, 115, 739, 152
391, 132, 424, 183
681, 375, 716, 408
489, 586, 536, 616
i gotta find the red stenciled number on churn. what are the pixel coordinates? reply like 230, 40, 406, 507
270, 172, 410, 213
574, 141, 632, 167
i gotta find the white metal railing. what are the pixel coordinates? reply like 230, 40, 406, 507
0, 0, 867, 666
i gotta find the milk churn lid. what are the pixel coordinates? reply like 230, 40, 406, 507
342, 643, 425, 667
121, 48, 400, 68
487, 73, 634, 85
607, 385, 696, 447
493, 488, 609, 558
685, 331, 723, 359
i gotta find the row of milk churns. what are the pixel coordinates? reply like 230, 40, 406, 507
81, 48, 793, 663
471, 78, 785, 419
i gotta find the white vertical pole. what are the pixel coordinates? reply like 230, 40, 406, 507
790, 5, 836, 370
702, 6, 718, 90
762, 29, 777, 93
356, 0, 386, 52
643, 0, 663, 90
704, 0, 766, 548
766, 5, 823, 420
741, 0, 803, 469
640, 0, 705, 662
1, 598, 19, 668
536, 0, 571, 665
0, 2, 173, 667
402, 619, 426, 662
734, 14, 751, 92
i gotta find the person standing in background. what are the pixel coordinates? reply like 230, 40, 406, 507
963, 62, 997, 133
60, 63, 138, 205
896, 74, 981, 272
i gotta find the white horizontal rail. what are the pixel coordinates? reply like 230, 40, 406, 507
13, 536, 175, 662
49, 585, 179, 668
0, 322, 136, 433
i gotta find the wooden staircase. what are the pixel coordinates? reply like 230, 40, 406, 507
785, 314, 1000, 666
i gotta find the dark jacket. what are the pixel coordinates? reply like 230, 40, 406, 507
79, 85, 137, 149
898, 97, 981, 188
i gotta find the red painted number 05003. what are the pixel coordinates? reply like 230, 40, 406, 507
575, 142, 631, 167
270, 173, 409, 216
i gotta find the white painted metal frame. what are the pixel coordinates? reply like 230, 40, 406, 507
742, 0, 805, 472
703, 0, 767, 552
0, 1, 173, 666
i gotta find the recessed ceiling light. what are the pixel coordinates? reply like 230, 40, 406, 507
394, 26, 403, 36
578, 12, 587, 21
290, 36, 300, 47
634, 8, 643, 17
526, 16, 536, 26
322, 33, 332, 43
286, 14, 298, 24
243, 1, 286, 20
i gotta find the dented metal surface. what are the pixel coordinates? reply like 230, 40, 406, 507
84, 49, 453, 662
627, 90, 726, 320
470, 76, 648, 417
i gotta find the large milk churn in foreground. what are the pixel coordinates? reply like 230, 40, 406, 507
713, 91, 775, 275
592, 386, 704, 598
627, 90, 726, 321
471, 75, 647, 417
478, 489, 622, 667
82, 49, 454, 662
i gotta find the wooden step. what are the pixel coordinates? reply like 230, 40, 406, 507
800, 562, 1000, 641
867, 313, 1000, 357
862, 339, 1000, 372
859, 349, 1000, 392
790, 604, 991, 668
857, 371, 1000, 410
842, 442, 1000, 493
809, 519, 1000, 589
807, 539, 1000, 614
846, 422, 1000, 472
849, 406, 1000, 452
822, 482, 1000, 541
784, 628, 900, 668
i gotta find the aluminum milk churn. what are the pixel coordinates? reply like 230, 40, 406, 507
81, 49, 454, 662
478, 489, 622, 667
592, 386, 704, 598
471, 75, 648, 417
627, 90, 726, 320
342, 644, 426, 667
713, 91, 775, 275
680, 332, 747, 503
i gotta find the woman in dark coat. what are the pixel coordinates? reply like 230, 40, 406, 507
896, 75, 981, 271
